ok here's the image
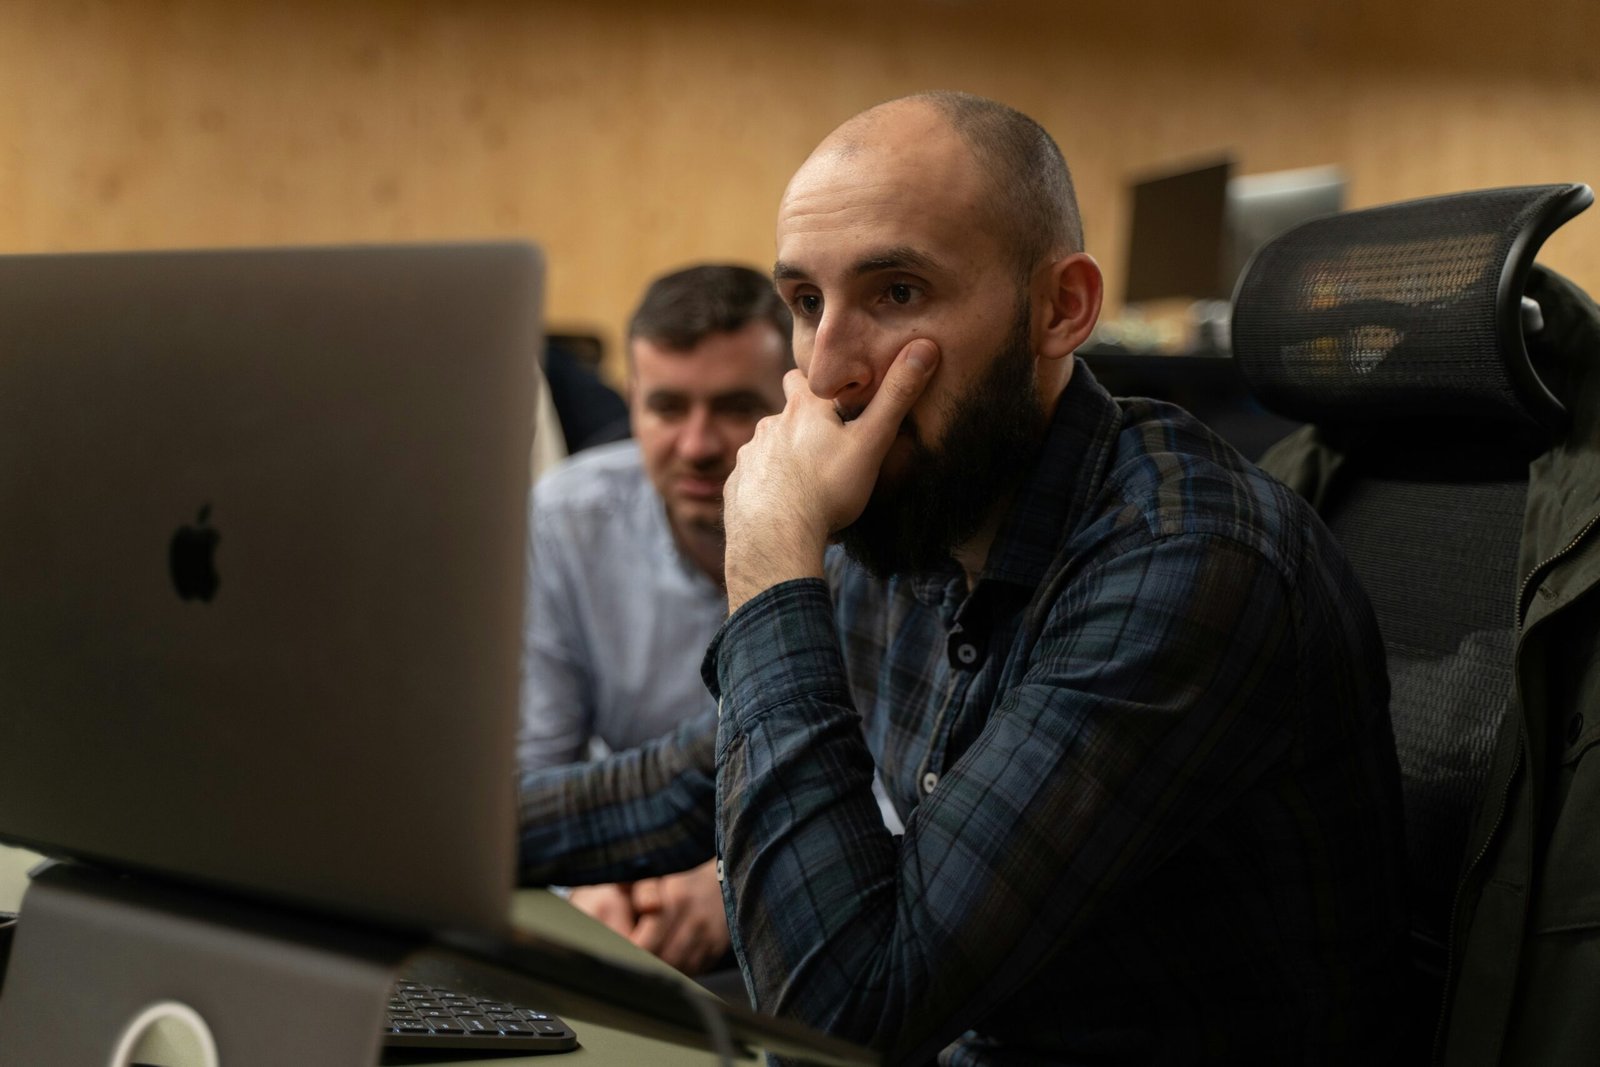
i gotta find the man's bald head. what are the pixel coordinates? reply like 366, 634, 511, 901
816, 91, 1084, 275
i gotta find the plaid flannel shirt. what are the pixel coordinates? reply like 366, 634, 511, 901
521, 364, 1409, 1065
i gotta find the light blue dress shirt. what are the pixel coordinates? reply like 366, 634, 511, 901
519, 441, 727, 774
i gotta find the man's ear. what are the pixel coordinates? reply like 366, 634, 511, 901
1034, 252, 1103, 362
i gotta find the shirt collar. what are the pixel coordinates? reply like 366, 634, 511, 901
975, 360, 1123, 593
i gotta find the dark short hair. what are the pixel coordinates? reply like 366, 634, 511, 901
916, 91, 1084, 271
627, 264, 793, 359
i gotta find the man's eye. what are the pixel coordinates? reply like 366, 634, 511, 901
888, 283, 916, 305
796, 293, 822, 316
719, 399, 768, 419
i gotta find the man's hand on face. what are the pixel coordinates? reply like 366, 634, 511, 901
567, 882, 637, 938
722, 338, 940, 611
626, 859, 730, 976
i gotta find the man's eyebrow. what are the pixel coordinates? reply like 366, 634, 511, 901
851, 246, 942, 276
773, 247, 943, 284
710, 389, 775, 405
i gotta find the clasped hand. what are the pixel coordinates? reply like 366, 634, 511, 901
567, 858, 729, 976
722, 338, 940, 611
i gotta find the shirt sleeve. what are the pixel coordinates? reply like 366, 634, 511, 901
518, 709, 719, 886
518, 506, 598, 774
709, 534, 1301, 1065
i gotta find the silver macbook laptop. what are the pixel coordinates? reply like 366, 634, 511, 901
0, 243, 541, 935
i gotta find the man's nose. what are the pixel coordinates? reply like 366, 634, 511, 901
806, 310, 877, 414
676, 406, 724, 463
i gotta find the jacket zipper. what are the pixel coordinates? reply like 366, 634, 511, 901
1515, 510, 1600, 625
1431, 508, 1600, 1062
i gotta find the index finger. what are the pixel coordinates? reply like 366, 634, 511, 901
780, 367, 811, 405
852, 338, 940, 447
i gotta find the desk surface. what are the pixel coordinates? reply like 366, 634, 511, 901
0, 844, 754, 1066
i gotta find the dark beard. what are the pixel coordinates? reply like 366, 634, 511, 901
836, 299, 1048, 578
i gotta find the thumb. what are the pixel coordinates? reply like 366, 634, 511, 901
855, 338, 939, 446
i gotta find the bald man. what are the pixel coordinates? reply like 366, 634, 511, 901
522, 92, 1408, 1064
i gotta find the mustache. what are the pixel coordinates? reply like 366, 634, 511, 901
833, 400, 917, 438
677, 456, 732, 474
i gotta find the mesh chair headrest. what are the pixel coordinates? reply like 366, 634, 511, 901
1231, 184, 1592, 439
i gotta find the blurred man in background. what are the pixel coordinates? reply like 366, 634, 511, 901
518, 264, 788, 976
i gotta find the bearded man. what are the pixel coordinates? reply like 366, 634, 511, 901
521, 92, 1408, 1065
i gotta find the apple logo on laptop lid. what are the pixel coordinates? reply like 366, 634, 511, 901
169, 504, 220, 603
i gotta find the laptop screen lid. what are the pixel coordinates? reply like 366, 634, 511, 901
0, 243, 541, 938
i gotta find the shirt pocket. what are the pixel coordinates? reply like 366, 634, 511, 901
1530, 715, 1600, 933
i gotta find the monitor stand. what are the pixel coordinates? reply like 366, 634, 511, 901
0, 861, 419, 1066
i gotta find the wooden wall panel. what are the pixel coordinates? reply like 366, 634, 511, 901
1, 0, 1596, 380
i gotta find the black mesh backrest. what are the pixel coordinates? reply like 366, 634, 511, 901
1233, 185, 1590, 435
1231, 184, 1592, 980
1322, 453, 1526, 959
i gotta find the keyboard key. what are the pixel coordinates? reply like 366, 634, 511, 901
426, 1018, 465, 1034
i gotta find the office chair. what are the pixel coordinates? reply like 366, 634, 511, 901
1229, 183, 1595, 1054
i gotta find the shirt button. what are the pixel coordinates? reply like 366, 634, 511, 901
1567, 713, 1585, 746
921, 772, 939, 795
714, 858, 724, 882
955, 643, 979, 666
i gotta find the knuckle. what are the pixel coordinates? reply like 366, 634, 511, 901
886, 365, 923, 401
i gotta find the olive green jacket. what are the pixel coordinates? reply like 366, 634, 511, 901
1257, 265, 1600, 1066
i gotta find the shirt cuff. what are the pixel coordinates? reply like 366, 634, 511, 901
700, 577, 851, 727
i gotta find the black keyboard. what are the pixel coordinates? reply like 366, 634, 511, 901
383, 978, 577, 1053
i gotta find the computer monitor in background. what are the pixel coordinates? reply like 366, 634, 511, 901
1223, 165, 1347, 294
1122, 157, 1236, 303
1122, 159, 1348, 310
